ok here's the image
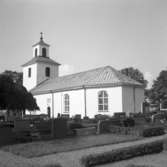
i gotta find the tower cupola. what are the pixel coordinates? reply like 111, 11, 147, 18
32, 32, 50, 58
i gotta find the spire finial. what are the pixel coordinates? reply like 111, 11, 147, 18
40, 32, 43, 41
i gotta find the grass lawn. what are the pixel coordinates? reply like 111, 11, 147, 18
0, 134, 140, 158
96, 151, 167, 167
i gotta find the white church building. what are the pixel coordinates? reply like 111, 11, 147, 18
22, 34, 144, 118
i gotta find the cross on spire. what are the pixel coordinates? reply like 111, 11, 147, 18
40, 32, 43, 41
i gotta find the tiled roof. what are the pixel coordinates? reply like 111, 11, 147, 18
31, 66, 143, 95
22, 56, 61, 67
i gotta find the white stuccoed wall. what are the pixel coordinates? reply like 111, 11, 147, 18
86, 87, 123, 118
34, 87, 123, 118
33, 86, 144, 118
23, 64, 37, 91
34, 93, 52, 115
34, 89, 85, 118
37, 63, 59, 85
53, 90, 85, 118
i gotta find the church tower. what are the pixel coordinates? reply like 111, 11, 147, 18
22, 33, 60, 91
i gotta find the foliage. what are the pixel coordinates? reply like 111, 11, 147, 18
126, 164, 155, 167
81, 141, 163, 167
69, 122, 84, 129
94, 114, 110, 121
142, 126, 165, 137
147, 70, 167, 105
120, 67, 147, 87
0, 74, 39, 111
2, 70, 23, 85
123, 118, 135, 127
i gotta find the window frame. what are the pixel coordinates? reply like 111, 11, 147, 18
42, 48, 47, 57
64, 94, 70, 113
45, 67, 50, 77
98, 90, 109, 112
35, 48, 38, 57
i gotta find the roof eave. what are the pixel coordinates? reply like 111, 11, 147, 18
31, 82, 143, 96
32, 43, 50, 47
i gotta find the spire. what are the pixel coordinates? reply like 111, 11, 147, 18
40, 32, 43, 41
32, 32, 50, 47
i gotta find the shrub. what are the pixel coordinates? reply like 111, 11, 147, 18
81, 140, 163, 167
83, 116, 89, 120
123, 118, 135, 127
94, 114, 110, 121
142, 126, 165, 137
109, 117, 123, 126
69, 122, 84, 129
72, 114, 81, 123
114, 112, 126, 118
126, 165, 155, 167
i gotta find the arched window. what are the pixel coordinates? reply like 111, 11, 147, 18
45, 67, 50, 77
35, 48, 38, 57
98, 91, 108, 112
64, 94, 70, 113
42, 48, 47, 57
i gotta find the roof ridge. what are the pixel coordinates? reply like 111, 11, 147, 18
22, 56, 61, 67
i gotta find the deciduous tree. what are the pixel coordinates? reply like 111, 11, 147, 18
120, 67, 147, 87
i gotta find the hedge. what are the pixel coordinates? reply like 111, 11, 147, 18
142, 126, 165, 137
81, 140, 163, 167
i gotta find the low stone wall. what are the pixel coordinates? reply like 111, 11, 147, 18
75, 127, 96, 136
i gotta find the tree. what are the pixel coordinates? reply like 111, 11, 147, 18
0, 73, 39, 113
148, 70, 167, 106
2, 70, 23, 85
120, 67, 147, 87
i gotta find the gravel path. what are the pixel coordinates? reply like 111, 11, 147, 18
33, 134, 167, 167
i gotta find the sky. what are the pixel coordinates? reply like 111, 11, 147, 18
0, 0, 167, 88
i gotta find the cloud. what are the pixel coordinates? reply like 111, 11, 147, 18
59, 64, 75, 76
144, 71, 153, 89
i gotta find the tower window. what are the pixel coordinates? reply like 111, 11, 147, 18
45, 67, 50, 77
42, 48, 47, 57
35, 48, 38, 57
28, 68, 31, 78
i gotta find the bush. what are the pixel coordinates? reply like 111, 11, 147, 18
72, 114, 81, 123
114, 112, 126, 118
69, 122, 84, 129
81, 140, 163, 167
126, 165, 154, 167
123, 118, 135, 127
94, 114, 110, 121
142, 126, 165, 137
109, 117, 123, 126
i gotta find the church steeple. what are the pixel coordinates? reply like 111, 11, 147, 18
22, 33, 60, 91
32, 32, 50, 58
